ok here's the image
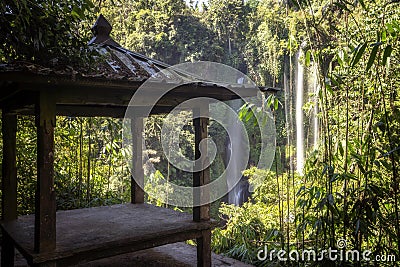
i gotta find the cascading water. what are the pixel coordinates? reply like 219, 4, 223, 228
295, 50, 305, 175
312, 63, 319, 149
226, 99, 250, 206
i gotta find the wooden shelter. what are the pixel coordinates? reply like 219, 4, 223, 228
0, 15, 278, 266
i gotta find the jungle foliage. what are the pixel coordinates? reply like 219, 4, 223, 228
1, 0, 400, 266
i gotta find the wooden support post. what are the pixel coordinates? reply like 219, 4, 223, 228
197, 230, 212, 267
193, 108, 210, 221
1, 111, 17, 266
34, 92, 56, 254
193, 106, 211, 267
131, 116, 144, 204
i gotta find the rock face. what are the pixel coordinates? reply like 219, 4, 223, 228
5, 242, 254, 267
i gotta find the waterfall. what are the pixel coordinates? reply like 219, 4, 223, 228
226, 99, 250, 206
284, 50, 318, 176
295, 50, 305, 175
312, 64, 319, 149
228, 178, 245, 206
227, 129, 241, 205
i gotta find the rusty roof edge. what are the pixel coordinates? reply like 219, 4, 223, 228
114, 46, 171, 69
0, 64, 279, 94
259, 86, 281, 93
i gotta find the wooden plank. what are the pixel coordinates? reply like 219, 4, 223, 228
193, 108, 210, 222
0, 204, 215, 265
50, 87, 216, 108
54, 86, 242, 106
1, 232, 15, 266
0, 80, 250, 110
0, 72, 144, 93
131, 116, 144, 203
1, 111, 17, 267
197, 230, 212, 267
0, 72, 259, 101
56, 104, 127, 118
35, 91, 56, 254
55, 104, 175, 118
52, 229, 204, 267
0, 89, 36, 112
16, 104, 177, 117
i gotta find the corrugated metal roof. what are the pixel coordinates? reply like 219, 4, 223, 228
88, 14, 189, 83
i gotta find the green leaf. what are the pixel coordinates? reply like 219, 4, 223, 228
366, 45, 378, 71
330, 173, 340, 182
296, 185, 306, 196
382, 45, 392, 65
338, 142, 344, 157
386, 23, 396, 36
325, 83, 333, 94
381, 30, 387, 42
337, 51, 344, 67
341, 0, 354, 7
351, 42, 367, 67
392, 20, 400, 31
244, 109, 253, 122
266, 94, 273, 108
86, 0, 95, 8
334, 2, 351, 12
330, 75, 340, 86
274, 98, 279, 110
305, 50, 311, 67
71, 6, 84, 19
358, 0, 368, 11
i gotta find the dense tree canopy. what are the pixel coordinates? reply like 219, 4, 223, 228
1, 0, 400, 266
0, 0, 97, 65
